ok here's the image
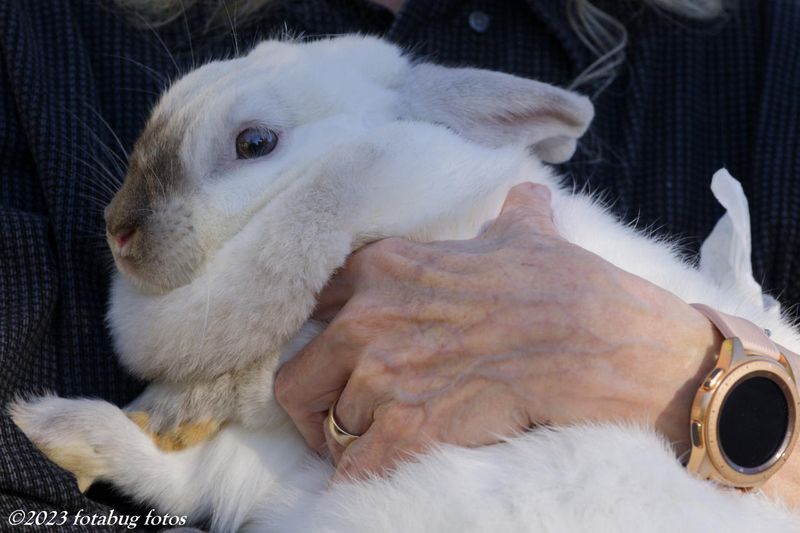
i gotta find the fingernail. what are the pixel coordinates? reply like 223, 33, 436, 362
532, 184, 551, 201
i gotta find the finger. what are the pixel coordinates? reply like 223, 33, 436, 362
284, 388, 338, 453
323, 404, 350, 465
331, 417, 429, 484
274, 323, 360, 451
312, 256, 360, 321
313, 238, 407, 320
489, 182, 558, 237
501, 182, 551, 212
323, 370, 389, 464
305, 410, 329, 454
324, 414, 345, 465
332, 362, 385, 437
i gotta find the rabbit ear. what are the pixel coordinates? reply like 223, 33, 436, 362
399, 64, 594, 163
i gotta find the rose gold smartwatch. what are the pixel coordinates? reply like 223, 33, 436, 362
687, 304, 800, 489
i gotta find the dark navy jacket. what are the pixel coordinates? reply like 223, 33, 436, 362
1, 0, 798, 528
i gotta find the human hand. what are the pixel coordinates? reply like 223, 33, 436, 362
275, 183, 722, 481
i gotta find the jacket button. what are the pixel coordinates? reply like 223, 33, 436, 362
468, 11, 490, 33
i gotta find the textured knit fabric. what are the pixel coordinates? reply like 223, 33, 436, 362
1, 0, 799, 530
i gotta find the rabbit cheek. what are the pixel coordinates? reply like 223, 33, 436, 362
113, 201, 205, 295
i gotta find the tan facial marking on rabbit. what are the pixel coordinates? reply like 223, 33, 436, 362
105, 114, 206, 294
106, 117, 188, 231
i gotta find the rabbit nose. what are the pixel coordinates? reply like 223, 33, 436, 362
114, 227, 137, 248
108, 226, 138, 255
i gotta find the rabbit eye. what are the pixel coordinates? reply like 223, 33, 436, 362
236, 127, 278, 159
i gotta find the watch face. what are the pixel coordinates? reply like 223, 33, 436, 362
718, 376, 790, 471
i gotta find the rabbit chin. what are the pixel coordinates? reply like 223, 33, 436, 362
110, 235, 206, 296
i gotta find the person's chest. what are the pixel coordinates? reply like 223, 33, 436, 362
10, 0, 799, 303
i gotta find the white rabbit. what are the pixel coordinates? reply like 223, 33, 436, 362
10, 35, 800, 532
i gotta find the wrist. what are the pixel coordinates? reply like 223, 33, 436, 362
652, 306, 722, 454
618, 273, 723, 454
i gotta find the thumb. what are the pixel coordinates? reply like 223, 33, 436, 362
489, 183, 558, 237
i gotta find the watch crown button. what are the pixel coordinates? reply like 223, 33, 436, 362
691, 420, 703, 448
703, 367, 725, 390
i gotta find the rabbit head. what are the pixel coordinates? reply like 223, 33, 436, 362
103, 35, 593, 296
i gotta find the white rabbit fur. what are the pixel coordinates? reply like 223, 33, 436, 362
10, 35, 800, 531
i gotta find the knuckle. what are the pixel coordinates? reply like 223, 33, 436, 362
353, 237, 414, 275
378, 405, 421, 438
273, 371, 296, 409
349, 358, 389, 396
348, 355, 389, 397
348, 248, 374, 276
374, 236, 411, 256
329, 309, 376, 348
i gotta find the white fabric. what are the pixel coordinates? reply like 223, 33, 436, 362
700, 168, 780, 316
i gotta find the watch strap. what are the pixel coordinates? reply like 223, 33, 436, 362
691, 303, 782, 361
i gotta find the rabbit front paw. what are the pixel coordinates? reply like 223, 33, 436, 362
9, 395, 135, 492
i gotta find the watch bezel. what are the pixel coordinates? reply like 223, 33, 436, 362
689, 338, 800, 488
